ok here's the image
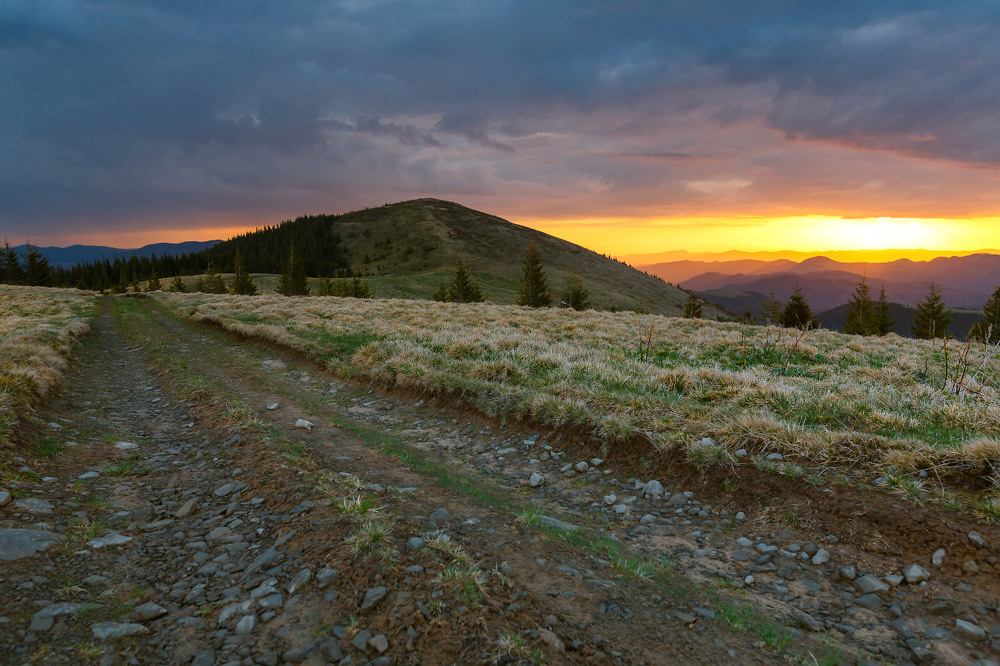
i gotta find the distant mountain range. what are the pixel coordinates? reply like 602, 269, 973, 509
14, 240, 222, 268
640, 253, 1000, 310
637, 252, 999, 337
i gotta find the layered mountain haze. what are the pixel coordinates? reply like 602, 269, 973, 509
636, 251, 1000, 337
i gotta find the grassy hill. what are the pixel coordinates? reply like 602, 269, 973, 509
200, 198, 726, 317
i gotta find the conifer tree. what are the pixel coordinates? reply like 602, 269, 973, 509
432, 279, 450, 302
681, 292, 703, 318
758, 289, 783, 325
170, 275, 187, 293
23, 244, 52, 287
981, 285, 1000, 344
780, 284, 814, 328
844, 277, 876, 335
563, 271, 590, 311
515, 244, 550, 307
147, 271, 162, 292
229, 250, 258, 295
350, 276, 372, 299
1, 238, 23, 284
317, 276, 335, 296
911, 281, 951, 339
278, 243, 309, 296
875, 285, 894, 336
448, 260, 484, 303
199, 262, 226, 294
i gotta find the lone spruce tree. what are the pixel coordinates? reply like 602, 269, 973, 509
23, 244, 52, 287
229, 250, 258, 295
515, 244, 550, 307
563, 271, 590, 311
780, 284, 814, 328
170, 275, 187, 293
875, 285, 894, 336
448, 260, 485, 303
146, 271, 162, 292
911, 281, 951, 339
681, 292, 703, 318
1, 238, 23, 284
758, 289, 783, 325
981, 285, 1000, 344
278, 243, 309, 296
844, 277, 876, 335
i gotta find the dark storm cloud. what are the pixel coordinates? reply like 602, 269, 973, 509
2, 0, 999, 239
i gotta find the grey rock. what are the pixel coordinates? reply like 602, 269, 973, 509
839, 565, 856, 580
855, 574, 889, 594
87, 531, 133, 549
428, 508, 451, 525
903, 563, 930, 584
174, 499, 197, 518
969, 531, 986, 548
811, 549, 830, 565
529, 473, 545, 487
12, 498, 53, 514
213, 482, 237, 497
266, 402, 279, 410
293, 418, 314, 430
368, 634, 389, 653
0, 528, 64, 561
235, 615, 257, 636
538, 515, 579, 532
885, 574, 904, 586
316, 567, 337, 587
854, 594, 882, 610
0, 490, 10, 506
574, 461, 589, 473
932, 548, 946, 566
352, 629, 373, 652
361, 586, 388, 611
191, 650, 215, 666
115, 441, 138, 450
92, 622, 148, 639
889, 618, 912, 639
765, 453, 784, 461
282, 642, 319, 664
797, 613, 824, 632
288, 568, 312, 594
407, 537, 425, 551
132, 602, 168, 622
317, 637, 342, 662
955, 619, 987, 642
78, 471, 100, 480
642, 480, 665, 498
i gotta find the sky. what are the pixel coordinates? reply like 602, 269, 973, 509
2, 1, 1000, 257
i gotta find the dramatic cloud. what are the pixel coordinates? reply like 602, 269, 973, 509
1, 0, 998, 247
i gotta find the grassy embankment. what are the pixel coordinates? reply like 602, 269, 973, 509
0, 286, 99, 449
155, 292, 1000, 511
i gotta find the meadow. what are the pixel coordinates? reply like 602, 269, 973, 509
155, 292, 1000, 502
0, 286, 98, 447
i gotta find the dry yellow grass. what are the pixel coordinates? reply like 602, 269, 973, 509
0, 286, 98, 446
155, 292, 1000, 481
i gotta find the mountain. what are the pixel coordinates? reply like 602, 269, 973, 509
15, 240, 221, 268
97, 198, 724, 317
620, 248, 1000, 265
640, 253, 1000, 310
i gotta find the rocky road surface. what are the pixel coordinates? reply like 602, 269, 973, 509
2, 295, 1000, 665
